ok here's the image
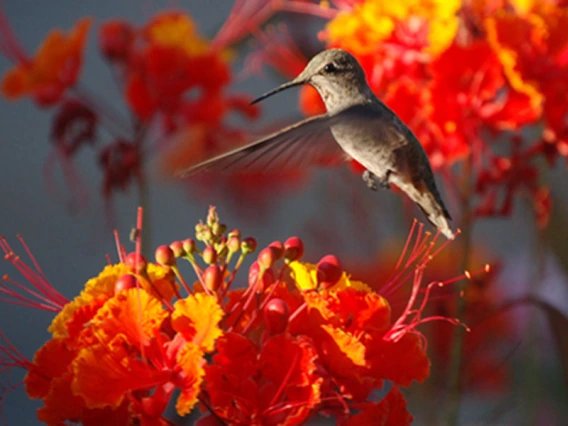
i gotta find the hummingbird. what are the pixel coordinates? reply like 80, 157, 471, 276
180, 49, 454, 239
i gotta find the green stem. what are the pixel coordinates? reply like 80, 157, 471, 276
443, 155, 474, 425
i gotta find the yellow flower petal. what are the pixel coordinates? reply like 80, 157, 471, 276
324, 0, 461, 56
175, 344, 205, 416
49, 263, 174, 339
146, 12, 210, 56
321, 325, 366, 367
172, 293, 224, 352
91, 288, 167, 346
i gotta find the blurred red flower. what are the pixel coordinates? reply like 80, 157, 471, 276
1, 18, 92, 106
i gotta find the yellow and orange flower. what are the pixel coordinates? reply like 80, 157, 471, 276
485, 1, 568, 132
2, 207, 465, 424
323, 0, 461, 56
23, 256, 223, 424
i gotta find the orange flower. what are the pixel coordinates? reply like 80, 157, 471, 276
1, 18, 91, 105
12, 240, 223, 423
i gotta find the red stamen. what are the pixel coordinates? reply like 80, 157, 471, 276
288, 301, 307, 324
241, 278, 283, 335
278, 1, 338, 18
394, 219, 417, 271
0, 9, 30, 64
135, 207, 143, 270
227, 273, 262, 332
0, 237, 67, 311
212, 0, 273, 49
114, 230, 125, 263
0, 329, 32, 416
244, 25, 308, 80
170, 265, 194, 296
0, 276, 60, 312
220, 252, 246, 300
384, 263, 488, 344
265, 348, 300, 412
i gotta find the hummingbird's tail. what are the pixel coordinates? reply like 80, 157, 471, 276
392, 177, 455, 240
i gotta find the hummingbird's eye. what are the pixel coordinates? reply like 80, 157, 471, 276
323, 63, 338, 73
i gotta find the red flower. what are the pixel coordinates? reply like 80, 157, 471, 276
204, 333, 322, 425
1, 208, 465, 424
343, 386, 413, 426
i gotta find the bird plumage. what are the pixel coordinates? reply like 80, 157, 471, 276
179, 48, 455, 239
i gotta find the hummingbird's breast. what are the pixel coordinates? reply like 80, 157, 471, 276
330, 119, 395, 175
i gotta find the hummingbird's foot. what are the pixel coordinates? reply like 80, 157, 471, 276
377, 171, 391, 190
362, 170, 378, 191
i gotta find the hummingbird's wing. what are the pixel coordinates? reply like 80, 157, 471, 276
178, 112, 348, 177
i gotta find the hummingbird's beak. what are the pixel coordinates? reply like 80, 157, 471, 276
250, 78, 306, 105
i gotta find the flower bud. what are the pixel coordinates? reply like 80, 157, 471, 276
227, 236, 241, 253
202, 247, 217, 265
115, 274, 138, 293
241, 237, 258, 254
211, 222, 227, 237
249, 261, 274, 292
99, 20, 134, 62
182, 238, 196, 254
207, 206, 219, 226
195, 224, 212, 242
169, 241, 184, 258
201, 228, 213, 242
228, 229, 241, 239
257, 247, 276, 270
203, 265, 222, 292
317, 255, 342, 289
125, 252, 147, 273
264, 298, 289, 335
284, 237, 304, 262
211, 222, 221, 236
155, 245, 176, 266
268, 241, 284, 259
215, 244, 228, 260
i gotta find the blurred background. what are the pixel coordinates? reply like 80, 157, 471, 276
1, 0, 567, 424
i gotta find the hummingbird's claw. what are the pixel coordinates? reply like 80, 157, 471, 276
362, 170, 378, 191
377, 170, 392, 190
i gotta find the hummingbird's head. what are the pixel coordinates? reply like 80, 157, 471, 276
251, 49, 371, 111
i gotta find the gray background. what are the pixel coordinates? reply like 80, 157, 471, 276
1, 1, 567, 425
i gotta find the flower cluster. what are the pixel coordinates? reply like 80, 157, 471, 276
0, 208, 475, 425
0, 10, 259, 215
258, 0, 568, 227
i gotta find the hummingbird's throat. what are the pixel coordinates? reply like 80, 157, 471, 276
310, 79, 371, 112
